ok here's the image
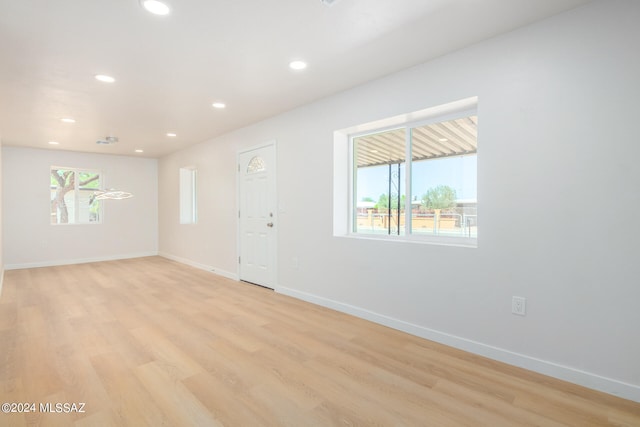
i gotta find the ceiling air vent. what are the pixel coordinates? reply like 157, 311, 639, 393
96, 136, 118, 145
321, 0, 341, 6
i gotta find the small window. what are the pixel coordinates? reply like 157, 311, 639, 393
350, 100, 477, 244
247, 156, 266, 174
50, 167, 102, 224
180, 167, 197, 224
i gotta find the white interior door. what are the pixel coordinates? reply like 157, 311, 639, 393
238, 144, 276, 288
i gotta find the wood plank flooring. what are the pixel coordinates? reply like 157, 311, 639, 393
0, 256, 638, 426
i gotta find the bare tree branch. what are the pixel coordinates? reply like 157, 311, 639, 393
79, 174, 99, 187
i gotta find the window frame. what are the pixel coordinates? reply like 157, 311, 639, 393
346, 101, 478, 247
179, 166, 198, 225
50, 166, 103, 225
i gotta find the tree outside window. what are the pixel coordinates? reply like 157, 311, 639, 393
352, 110, 477, 240
50, 168, 102, 224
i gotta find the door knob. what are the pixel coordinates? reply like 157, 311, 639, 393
267, 222, 274, 228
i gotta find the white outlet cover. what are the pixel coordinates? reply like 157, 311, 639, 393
512, 296, 526, 316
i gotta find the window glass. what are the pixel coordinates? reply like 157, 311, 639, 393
180, 167, 197, 224
350, 110, 477, 242
353, 128, 406, 235
51, 168, 102, 224
247, 156, 266, 174
410, 116, 477, 238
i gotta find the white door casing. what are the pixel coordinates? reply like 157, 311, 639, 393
238, 143, 276, 288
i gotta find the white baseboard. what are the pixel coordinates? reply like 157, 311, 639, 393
158, 252, 238, 281
276, 285, 640, 403
3, 252, 159, 270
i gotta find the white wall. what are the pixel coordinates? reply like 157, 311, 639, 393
2, 147, 158, 268
0, 137, 3, 295
158, 141, 238, 277
158, 0, 640, 401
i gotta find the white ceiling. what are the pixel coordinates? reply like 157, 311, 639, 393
0, 0, 591, 158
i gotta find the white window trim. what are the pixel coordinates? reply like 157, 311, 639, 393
333, 97, 478, 248
179, 166, 198, 225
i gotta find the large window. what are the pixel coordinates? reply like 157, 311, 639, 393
351, 103, 477, 244
50, 168, 102, 224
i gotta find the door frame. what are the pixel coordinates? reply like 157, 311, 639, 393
236, 140, 278, 288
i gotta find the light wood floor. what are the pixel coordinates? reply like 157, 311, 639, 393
0, 257, 638, 426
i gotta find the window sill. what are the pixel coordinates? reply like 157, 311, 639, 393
51, 222, 102, 226
337, 233, 477, 248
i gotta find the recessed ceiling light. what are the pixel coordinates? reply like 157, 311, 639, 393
135, 149, 144, 153
289, 60, 308, 70
438, 138, 449, 142
166, 132, 177, 137
212, 102, 226, 109
95, 74, 115, 83
48, 141, 59, 145
60, 118, 76, 123
141, 0, 170, 15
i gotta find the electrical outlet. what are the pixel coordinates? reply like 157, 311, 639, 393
512, 296, 526, 316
